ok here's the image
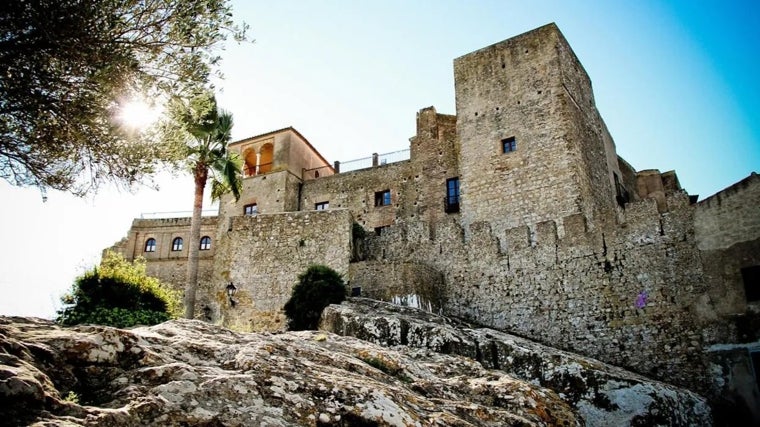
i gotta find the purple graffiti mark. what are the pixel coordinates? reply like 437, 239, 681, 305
635, 291, 648, 309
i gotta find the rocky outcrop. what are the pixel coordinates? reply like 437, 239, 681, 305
320, 299, 712, 426
0, 316, 581, 426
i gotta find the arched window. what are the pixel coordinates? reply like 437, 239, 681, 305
144, 238, 156, 252
171, 237, 183, 251
259, 143, 274, 174
243, 148, 257, 176
200, 236, 211, 251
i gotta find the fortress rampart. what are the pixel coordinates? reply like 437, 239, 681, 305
107, 23, 760, 419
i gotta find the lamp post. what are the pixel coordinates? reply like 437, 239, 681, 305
226, 282, 237, 307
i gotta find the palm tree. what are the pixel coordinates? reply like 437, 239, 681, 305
174, 92, 242, 319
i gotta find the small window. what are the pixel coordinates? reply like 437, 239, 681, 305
144, 238, 156, 252
351, 287, 362, 297
375, 226, 389, 236
742, 266, 760, 302
244, 203, 258, 215
375, 190, 391, 207
315, 201, 329, 211
171, 237, 183, 251
200, 236, 211, 251
445, 177, 460, 213
502, 136, 516, 153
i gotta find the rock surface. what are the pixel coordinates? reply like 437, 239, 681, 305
320, 299, 712, 427
1, 316, 581, 426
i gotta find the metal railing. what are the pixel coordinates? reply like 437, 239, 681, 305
336, 148, 410, 174
243, 162, 274, 177
140, 210, 217, 219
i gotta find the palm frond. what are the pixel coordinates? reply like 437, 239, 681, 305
215, 110, 234, 144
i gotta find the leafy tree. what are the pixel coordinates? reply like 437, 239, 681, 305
167, 92, 242, 318
57, 251, 181, 328
0, 0, 247, 195
284, 265, 347, 331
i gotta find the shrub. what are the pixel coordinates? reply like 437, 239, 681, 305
56, 251, 181, 328
284, 265, 346, 330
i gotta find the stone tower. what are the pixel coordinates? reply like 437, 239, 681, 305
454, 23, 623, 235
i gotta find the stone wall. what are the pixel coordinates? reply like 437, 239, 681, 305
692, 173, 760, 419
348, 261, 444, 312
556, 28, 619, 229
359, 192, 723, 395
107, 216, 218, 294
693, 173, 760, 318
406, 107, 460, 227
300, 161, 407, 231
209, 209, 352, 332
695, 172, 760, 251
299, 107, 459, 233
454, 24, 600, 235
217, 170, 302, 220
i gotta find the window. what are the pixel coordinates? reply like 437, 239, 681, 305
351, 287, 362, 297
375, 190, 391, 207
315, 201, 329, 211
144, 238, 156, 252
200, 236, 211, 251
171, 237, 183, 251
244, 203, 258, 215
741, 266, 760, 302
445, 177, 460, 213
375, 226, 389, 236
502, 136, 517, 153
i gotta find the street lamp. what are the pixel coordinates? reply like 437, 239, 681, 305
226, 282, 237, 307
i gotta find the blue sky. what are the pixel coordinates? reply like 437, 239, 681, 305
0, 1, 757, 317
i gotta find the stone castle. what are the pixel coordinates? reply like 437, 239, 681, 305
109, 24, 760, 417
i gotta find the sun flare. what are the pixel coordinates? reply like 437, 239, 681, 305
118, 98, 162, 129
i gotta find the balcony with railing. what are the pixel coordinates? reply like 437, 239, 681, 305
303, 148, 410, 180
338, 149, 410, 173
244, 162, 273, 177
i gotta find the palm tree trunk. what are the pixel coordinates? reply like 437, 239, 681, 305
185, 162, 208, 319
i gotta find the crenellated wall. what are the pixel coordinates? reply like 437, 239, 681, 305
356, 192, 737, 397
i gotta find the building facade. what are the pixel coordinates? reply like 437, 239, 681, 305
109, 24, 760, 418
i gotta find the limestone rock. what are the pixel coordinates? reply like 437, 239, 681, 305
0, 316, 580, 426
320, 299, 712, 426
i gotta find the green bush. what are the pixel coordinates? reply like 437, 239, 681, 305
284, 265, 346, 331
57, 251, 181, 327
